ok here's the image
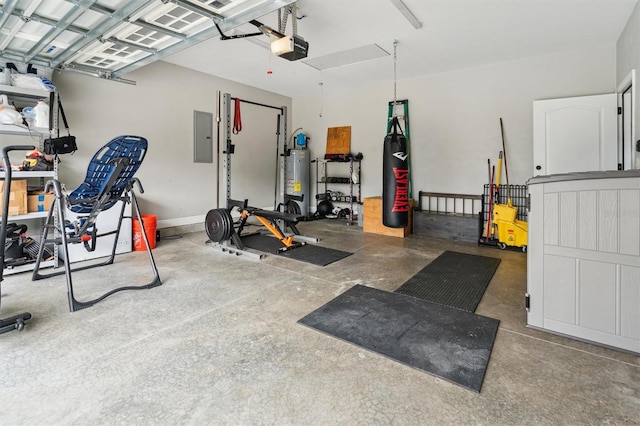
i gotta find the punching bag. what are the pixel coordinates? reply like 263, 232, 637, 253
383, 117, 409, 228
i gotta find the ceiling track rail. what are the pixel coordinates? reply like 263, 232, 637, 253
62, 63, 137, 85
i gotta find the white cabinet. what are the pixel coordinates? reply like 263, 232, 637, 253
65, 201, 132, 262
527, 170, 640, 354
0, 84, 58, 274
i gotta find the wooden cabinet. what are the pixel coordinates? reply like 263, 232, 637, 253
363, 196, 414, 237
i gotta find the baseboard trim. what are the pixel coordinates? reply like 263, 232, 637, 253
157, 215, 204, 229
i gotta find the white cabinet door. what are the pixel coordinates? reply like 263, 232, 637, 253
66, 201, 132, 262
527, 174, 640, 354
533, 94, 617, 176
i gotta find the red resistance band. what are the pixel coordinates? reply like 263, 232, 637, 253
233, 98, 242, 134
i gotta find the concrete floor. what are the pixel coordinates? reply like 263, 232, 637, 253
0, 219, 638, 425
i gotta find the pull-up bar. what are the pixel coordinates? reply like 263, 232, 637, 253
230, 96, 283, 113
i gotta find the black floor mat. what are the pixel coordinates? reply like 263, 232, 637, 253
240, 234, 352, 266
298, 284, 500, 392
394, 251, 501, 312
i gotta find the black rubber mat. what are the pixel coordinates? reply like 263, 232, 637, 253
240, 234, 352, 266
298, 285, 500, 392
239, 233, 283, 253
394, 251, 500, 312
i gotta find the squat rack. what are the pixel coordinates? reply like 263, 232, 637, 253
220, 93, 288, 210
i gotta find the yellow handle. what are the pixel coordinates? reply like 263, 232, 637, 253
495, 151, 503, 188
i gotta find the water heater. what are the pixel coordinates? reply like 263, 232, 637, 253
285, 149, 310, 216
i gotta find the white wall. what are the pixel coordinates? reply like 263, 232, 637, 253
293, 44, 617, 206
53, 61, 291, 227
52, 43, 618, 224
617, 0, 640, 167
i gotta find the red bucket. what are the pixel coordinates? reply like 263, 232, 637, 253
132, 214, 157, 251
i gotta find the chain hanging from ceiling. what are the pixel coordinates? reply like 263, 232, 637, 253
393, 40, 398, 107
318, 69, 324, 118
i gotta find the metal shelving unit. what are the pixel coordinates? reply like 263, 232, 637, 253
0, 84, 58, 275
316, 158, 361, 225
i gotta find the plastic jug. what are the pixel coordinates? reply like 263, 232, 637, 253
33, 99, 49, 129
0, 94, 21, 124
0, 94, 14, 109
0, 108, 21, 125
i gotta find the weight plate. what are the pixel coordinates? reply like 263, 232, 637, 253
285, 200, 301, 215
222, 208, 234, 239
205, 209, 232, 242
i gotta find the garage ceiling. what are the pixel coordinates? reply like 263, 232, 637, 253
1, 0, 638, 96
0, 0, 296, 83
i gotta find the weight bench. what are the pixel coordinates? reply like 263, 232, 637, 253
205, 198, 306, 253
